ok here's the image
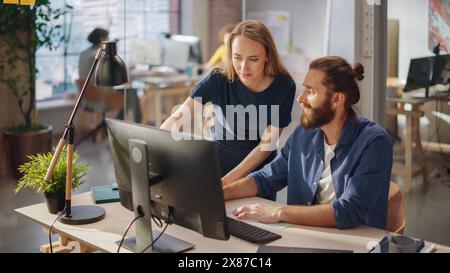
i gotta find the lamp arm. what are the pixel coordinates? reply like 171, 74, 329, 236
44, 138, 66, 182
66, 47, 103, 133
44, 47, 103, 183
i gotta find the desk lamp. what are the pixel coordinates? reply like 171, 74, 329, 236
44, 41, 128, 224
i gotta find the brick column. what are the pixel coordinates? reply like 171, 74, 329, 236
208, 0, 241, 58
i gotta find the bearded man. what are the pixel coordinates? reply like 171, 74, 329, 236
222, 56, 393, 230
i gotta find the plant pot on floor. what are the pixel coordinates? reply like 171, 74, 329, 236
44, 191, 65, 214
4, 126, 52, 180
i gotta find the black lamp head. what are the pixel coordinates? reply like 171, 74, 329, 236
94, 41, 129, 87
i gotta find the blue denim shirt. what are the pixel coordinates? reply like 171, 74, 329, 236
249, 116, 393, 230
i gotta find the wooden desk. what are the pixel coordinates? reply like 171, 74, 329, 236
15, 192, 450, 253
387, 91, 450, 193
132, 73, 198, 127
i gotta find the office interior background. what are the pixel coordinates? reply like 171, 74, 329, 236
1, 0, 449, 252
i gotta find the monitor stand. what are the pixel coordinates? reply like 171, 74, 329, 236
120, 139, 194, 253
116, 230, 194, 253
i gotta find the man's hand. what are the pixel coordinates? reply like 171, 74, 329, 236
233, 203, 283, 224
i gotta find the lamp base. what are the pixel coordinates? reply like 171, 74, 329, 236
59, 205, 106, 225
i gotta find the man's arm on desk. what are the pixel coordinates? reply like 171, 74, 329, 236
223, 177, 336, 227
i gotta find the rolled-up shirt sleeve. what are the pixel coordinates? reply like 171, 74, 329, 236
332, 134, 393, 229
249, 136, 291, 197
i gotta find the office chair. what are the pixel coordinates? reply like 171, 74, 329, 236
75, 79, 124, 145
386, 181, 406, 234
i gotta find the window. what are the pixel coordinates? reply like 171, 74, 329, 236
36, 0, 180, 101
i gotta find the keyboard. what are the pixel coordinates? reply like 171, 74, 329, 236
227, 217, 282, 244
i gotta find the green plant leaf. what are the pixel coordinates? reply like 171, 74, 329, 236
15, 147, 91, 194
0, 2, 71, 131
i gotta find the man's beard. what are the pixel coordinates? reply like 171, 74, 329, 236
300, 96, 336, 130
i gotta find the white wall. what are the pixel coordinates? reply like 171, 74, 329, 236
356, 0, 387, 124
388, 0, 430, 80
328, 0, 387, 123
245, 0, 328, 59
328, 0, 355, 62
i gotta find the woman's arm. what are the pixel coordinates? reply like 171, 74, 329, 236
160, 97, 202, 132
221, 125, 283, 186
223, 176, 259, 201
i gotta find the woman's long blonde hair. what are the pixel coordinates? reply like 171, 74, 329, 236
221, 20, 292, 82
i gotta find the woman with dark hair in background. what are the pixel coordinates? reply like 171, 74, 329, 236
77, 28, 141, 136
79, 28, 109, 82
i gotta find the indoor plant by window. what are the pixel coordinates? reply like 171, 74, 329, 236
14, 147, 90, 214
0, 1, 71, 179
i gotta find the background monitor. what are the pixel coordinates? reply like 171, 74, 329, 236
161, 39, 190, 71
403, 57, 433, 92
170, 34, 203, 64
105, 118, 229, 252
130, 38, 162, 66
432, 54, 450, 85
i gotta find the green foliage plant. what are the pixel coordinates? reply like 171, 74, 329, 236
15, 147, 90, 193
0, 1, 72, 131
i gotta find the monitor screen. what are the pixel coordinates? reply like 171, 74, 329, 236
161, 39, 190, 70
105, 118, 229, 252
432, 54, 450, 85
170, 34, 203, 64
404, 57, 433, 92
130, 38, 162, 66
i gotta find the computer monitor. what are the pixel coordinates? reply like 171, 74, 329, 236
403, 57, 433, 92
170, 34, 203, 64
161, 39, 190, 71
432, 54, 450, 85
105, 118, 229, 253
130, 38, 162, 66
404, 55, 450, 97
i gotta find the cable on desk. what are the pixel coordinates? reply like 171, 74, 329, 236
117, 215, 143, 253
116, 207, 166, 253
49, 209, 66, 254
139, 218, 169, 253
151, 215, 163, 227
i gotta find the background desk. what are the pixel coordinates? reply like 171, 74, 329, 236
132, 73, 199, 127
387, 91, 450, 192
15, 192, 450, 253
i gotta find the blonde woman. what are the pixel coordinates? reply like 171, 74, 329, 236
161, 20, 296, 200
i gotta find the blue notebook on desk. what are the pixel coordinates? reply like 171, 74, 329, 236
91, 185, 120, 204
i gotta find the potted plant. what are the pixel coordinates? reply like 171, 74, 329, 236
14, 147, 90, 214
0, 1, 71, 179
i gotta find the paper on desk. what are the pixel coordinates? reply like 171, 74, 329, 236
226, 198, 289, 230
